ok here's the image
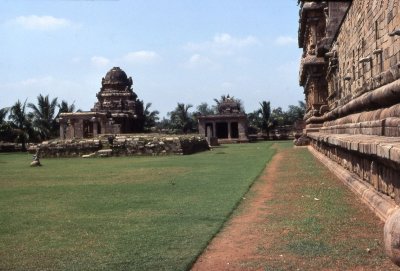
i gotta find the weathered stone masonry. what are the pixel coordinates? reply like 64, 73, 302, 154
299, 0, 400, 265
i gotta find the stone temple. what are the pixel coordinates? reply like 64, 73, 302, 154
198, 96, 248, 144
59, 67, 144, 139
298, 0, 400, 265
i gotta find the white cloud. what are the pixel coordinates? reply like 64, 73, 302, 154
10, 15, 72, 31
185, 33, 260, 55
123, 50, 159, 64
91, 56, 110, 67
275, 36, 297, 46
213, 33, 259, 47
185, 54, 217, 69
17, 76, 55, 87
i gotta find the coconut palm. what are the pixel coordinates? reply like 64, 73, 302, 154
143, 102, 159, 131
57, 100, 76, 115
8, 100, 33, 151
168, 103, 194, 133
28, 94, 58, 140
0, 107, 8, 123
195, 102, 215, 116
0, 107, 13, 142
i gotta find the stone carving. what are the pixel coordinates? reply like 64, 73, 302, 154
30, 154, 41, 167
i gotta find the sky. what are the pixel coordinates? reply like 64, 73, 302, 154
0, 0, 303, 118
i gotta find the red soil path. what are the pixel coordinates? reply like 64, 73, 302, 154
191, 148, 282, 271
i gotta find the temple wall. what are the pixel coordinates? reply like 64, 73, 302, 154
299, 1, 400, 264
330, 0, 400, 110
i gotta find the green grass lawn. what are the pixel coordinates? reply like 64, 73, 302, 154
0, 142, 275, 271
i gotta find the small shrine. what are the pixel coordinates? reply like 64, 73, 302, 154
59, 67, 144, 139
198, 95, 248, 143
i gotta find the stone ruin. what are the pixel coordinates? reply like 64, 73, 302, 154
298, 0, 400, 265
198, 95, 248, 144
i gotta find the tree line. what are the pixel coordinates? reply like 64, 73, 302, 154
0, 94, 305, 150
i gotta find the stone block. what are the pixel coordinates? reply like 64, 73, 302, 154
377, 144, 392, 160
390, 144, 400, 163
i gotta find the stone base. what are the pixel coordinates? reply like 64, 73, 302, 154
309, 145, 400, 266
35, 134, 210, 158
293, 134, 310, 146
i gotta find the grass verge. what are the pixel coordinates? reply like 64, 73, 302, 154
0, 142, 274, 271
260, 142, 397, 271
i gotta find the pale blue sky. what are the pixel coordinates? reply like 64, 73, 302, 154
0, 0, 303, 117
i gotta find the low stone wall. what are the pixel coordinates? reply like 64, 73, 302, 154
35, 134, 209, 158
0, 142, 22, 152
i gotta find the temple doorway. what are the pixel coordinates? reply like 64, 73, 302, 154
231, 122, 239, 138
83, 120, 93, 138
216, 122, 228, 139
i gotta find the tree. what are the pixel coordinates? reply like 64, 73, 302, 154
8, 100, 33, 151
259, 101, 271, 136
213, 94, 228, 108
143, 102, 159, 131
195, 102, 215, 116
168, 103, 194, 133
213, 94, 244, 113
28, 94, 58, 140
57, 100, 76, 115
0, 107, 8, 123
269, 101, 306, 128
156, 117, 173, 132
270, 107, 287, 127
286, 101, 306, 124
247, 109, 262, 134
0, 107, 14, 142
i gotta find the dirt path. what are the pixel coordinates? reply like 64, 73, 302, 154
191, 146, 283, 271
191, 144, 398, 271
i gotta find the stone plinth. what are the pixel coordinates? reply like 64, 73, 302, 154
35, 134, 209, 158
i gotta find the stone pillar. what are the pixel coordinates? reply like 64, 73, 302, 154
212, 122, 217, 138
93, 121, 98, 137
206, 125, 212, 140
228, 121, 232, 139
198, 120, 205, 136
68, 120, 75, 139
59, 122, 65, 140
75, 119, 84, 138
238, 120, 247, 140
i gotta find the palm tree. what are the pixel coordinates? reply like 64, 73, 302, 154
168, 103, 194, 133
213, 94, 244, 113
259, 101, 271, 137
28, 94, 58, 140
195, 102, 215, 116
57, 100, 76, 115
213, 94, 228, 108
143, 102, 159, 131
0, 107, 13, 142
0, 107, 8, 123
8, 100, 33, 151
